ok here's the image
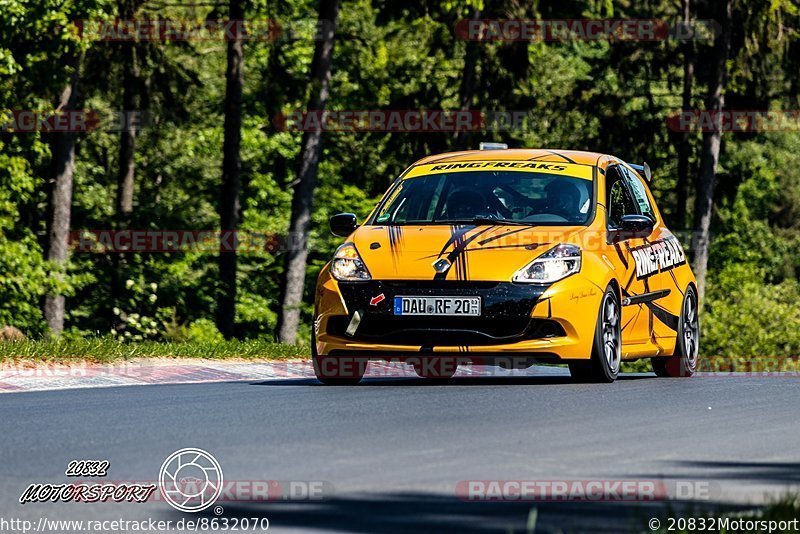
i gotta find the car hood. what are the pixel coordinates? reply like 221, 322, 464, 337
350, 224, 582, 281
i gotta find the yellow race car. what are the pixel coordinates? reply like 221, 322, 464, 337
313, 148, 699, 384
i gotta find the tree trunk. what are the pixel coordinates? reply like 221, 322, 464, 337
691, 0, 732, 302
116, 40, 137, 217
454, 8, 481, 148
44, 67, 81, 336
216, 0, 245, 339
675, 0, 694, 230
112, 2, 139, 317
277, 0, 341, 344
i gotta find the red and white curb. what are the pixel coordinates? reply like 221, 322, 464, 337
0, 360, 558, 393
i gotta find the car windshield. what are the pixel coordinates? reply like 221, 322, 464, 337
373, 170, 594, 225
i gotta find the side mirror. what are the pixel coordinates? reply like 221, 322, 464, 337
329, 213, 358, 237
618, 214, 655, 239
629, 162, 652, 182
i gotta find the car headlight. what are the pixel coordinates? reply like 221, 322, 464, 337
512, 243, 581, 284
330, 243, 371, 281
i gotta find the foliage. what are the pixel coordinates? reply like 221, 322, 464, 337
164, 318, 226, 344
704, 131, 800, 355
703, 264, 800, 357
0, 233, 49, 335
111, 279, 165, 342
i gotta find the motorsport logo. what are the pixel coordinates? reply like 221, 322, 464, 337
19, 460, 157, 504
18, 448, 331, 509
17, 449, 225, 511
630, 237, 686, 279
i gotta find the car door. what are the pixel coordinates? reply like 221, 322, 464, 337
620, 164, 684, 343
605, 165, 652, 345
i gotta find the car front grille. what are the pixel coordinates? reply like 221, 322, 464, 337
329, 280, 562, 346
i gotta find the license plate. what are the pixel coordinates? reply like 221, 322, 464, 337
393, 296, 481, 316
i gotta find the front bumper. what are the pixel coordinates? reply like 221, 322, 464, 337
331, 280, 558, 345
314, 268, 604, 361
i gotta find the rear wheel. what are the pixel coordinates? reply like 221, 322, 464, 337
652, 285, 698, 378
569, 286, 621, 383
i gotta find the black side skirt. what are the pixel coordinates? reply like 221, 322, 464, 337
622, 289, 670, 306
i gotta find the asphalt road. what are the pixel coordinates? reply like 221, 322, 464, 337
1, 367, 798, 533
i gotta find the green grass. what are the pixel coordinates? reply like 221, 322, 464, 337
2, 338, 797, 370
0, 338, 310, 364
623, 356, 799, 374
757, 494, 800, 525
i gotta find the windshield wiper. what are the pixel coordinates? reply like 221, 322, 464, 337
467, 217, 535, 226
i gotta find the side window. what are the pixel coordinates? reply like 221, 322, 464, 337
623, 167, 656, 221
375, 182, 404, 223
607, 170, 637, 228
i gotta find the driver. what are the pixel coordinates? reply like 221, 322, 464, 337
543, 179, 581, 219
446, 188, 486, 220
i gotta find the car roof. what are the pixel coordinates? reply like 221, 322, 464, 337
411, 149, 612, 167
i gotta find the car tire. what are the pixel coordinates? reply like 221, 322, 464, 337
652, 285, 699, 378
567, 361, 594, 382
412, 357, 458, 381
311, 330, 367, 385
569, 286, 621, 383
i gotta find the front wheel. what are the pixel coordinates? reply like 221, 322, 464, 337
652, 285, 699, 377
313, 355, 367, 385
311, 329, 367, 385
569, 286, 621, 383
